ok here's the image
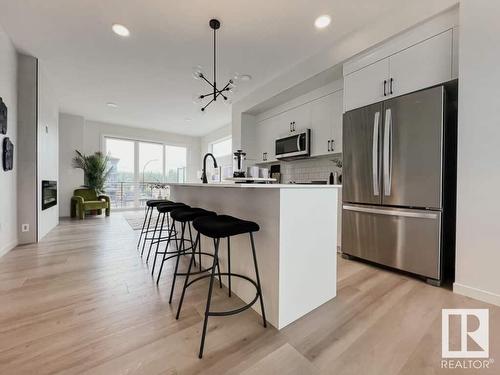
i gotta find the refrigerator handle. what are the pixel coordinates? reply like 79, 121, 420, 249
383, 108, 392, 196
343, 204, 439, 219
372, 111, 380, 196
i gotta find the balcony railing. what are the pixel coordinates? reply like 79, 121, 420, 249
103, 181, 171, 209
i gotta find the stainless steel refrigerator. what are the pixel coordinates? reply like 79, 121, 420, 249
342, 83, 457, 285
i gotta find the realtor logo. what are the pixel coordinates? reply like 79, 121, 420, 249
442, 309, 489, 358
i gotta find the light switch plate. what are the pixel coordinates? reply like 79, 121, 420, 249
21, 224, 29, 232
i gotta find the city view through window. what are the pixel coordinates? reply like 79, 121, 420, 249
105, 137, 187, 209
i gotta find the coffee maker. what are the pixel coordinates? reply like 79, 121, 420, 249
233, 150, 246, 178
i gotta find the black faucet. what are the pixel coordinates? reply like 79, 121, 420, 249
201, 153, 218, 183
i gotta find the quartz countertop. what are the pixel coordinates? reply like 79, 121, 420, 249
168, 182, 341, 189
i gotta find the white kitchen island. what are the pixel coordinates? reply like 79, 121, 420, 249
169, 182, 340, 329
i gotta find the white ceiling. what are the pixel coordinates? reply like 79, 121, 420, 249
0, 0, 404, 136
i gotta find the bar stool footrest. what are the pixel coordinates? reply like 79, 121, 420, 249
186, 272, 260, 315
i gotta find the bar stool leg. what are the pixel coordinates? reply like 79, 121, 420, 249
175, 233, 198, 320
199, 237, 220, 359
149, 212, 165, 268
187, 222, 197, 263
156, 220, 176, 285
169, 222, 186, 304
249, 232, 267, 327
140, 208, 154, 256
151, 212, 166, 276
227, 237, 231, 297
213, 239, 223, 288
146, 212, 161, 263
137, 206, 150, 249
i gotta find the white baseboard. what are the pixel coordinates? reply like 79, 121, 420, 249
0, 239, 18, 258
453, 282, 500, 307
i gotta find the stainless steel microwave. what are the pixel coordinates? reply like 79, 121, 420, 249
275, 129, 310, 160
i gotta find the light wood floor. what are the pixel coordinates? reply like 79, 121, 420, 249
0, 214, 498, 374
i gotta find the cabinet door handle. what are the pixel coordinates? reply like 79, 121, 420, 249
331, 139, 335, 152
383, 80, 387, 96
328, 140, 331, 152
389, 78, 394, 95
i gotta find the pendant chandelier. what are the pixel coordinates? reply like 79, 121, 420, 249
192, 19, 236, 112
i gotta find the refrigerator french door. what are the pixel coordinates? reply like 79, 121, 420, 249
342, 86, 448, 283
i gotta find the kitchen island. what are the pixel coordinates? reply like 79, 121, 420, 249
169, 182, 340, 329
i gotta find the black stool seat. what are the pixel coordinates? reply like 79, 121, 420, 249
157, 202, 187, 213
146, 199, 172, 208
171, 207, 216, 222
193, 215, 259, 238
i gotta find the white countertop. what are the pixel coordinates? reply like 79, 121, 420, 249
168, 182, 341, 189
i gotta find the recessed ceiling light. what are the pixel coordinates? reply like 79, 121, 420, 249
185, 117, 192, 122
107, 102, 118, 108
314, 15, 331, 29
112, 24, 130, 37
239, 74, 252, 82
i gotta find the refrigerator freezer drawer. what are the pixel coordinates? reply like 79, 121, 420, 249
342, 204, 441, 280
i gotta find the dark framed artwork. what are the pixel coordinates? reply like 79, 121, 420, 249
0, 97, 7, 135
2, 137, 13, 171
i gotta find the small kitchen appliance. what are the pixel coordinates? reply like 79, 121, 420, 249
233, 150, 247, 178
275, 129, 310, 160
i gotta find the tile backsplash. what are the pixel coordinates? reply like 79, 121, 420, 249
278, 154, 342, 183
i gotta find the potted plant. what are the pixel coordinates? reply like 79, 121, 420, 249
72, 150, 112, 193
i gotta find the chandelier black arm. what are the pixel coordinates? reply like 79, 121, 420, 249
215, 91, 228, 100
217, 81, 232, 93
200, 74, 216, 89
200, 92, 215, 99
201, 98, 215, 111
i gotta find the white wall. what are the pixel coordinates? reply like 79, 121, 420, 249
0, 25, 18, 256
454, 0, 500, 306
58, 115, 202, 216
37, 65, 59, 240
58, 113, 84, 217
201, 123, 232, 167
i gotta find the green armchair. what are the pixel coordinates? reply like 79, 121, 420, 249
71, 188, 110, 219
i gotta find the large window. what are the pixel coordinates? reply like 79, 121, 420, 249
104, 137, 188, 209
139, 142, 164, 183
106, 138, 135, 182
211, 137, 232, 158
165, 145, 187, 183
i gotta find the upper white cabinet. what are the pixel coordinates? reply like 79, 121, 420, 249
389, 30, 452, 98
344, 29, 454, 112
343, 59, 389, 113
254, 88, 343, 163
310, 90, 343, 156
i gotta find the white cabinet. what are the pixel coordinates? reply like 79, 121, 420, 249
254, 87, 343, 163
389, 30, 452, 98
281, 103, 311, 134
255, 103, 312, 163
344, 59, 389, 112
310, 90, 343, 156
255, 117, 274, 163
344, 29, 454, 112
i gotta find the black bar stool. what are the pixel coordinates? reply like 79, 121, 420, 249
155, 207, 222, 303
145, 202, 189, 264
176, 214, 267, 358
137, 199, 172, 253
